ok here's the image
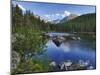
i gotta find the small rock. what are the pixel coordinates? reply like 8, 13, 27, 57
64, 61, 72, 67
72, 37, 77, 40
79, 60, 89, 67
11, 51, 20, 70
50, 61, 56, 67
87, 66, 94, 70
60, 60, 72, 70
77, 37, 81, 40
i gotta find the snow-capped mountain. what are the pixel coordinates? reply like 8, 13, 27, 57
51, 19, 62, 24
51, 14, 79, 24
60, 14, 79, 23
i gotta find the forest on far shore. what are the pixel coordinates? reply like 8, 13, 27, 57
12, 4, 96, 33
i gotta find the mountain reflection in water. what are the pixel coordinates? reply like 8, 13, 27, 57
41, 32, 96, 70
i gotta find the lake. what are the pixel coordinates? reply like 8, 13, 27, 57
36, 32, 96, 71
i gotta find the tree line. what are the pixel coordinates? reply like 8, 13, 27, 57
60, 13, 96, 32
12, 4, 52, 33
12, 4, 96, 33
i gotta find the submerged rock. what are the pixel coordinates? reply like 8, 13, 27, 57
69, 64, 86, 70
68, 60, 90, 70
79, 60, 90, 67
49, 60, 94, 71
87, 66, 94, 70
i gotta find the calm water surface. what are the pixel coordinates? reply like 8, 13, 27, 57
40, 32, 96, 68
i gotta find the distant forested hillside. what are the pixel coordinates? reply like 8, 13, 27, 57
59, 13, 96, 32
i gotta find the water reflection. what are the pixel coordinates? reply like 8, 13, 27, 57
44, 38, 96, 68
60, 42, 70, 52
39, 32, 96, 71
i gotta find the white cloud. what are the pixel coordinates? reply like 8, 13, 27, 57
18, 4, 26, 11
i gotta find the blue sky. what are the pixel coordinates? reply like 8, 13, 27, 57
12, 1, 96, 21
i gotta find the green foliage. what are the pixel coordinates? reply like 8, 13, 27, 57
11, 4, 96, 74
61, 13, 96, 32
17, 58, 51, 73
11, 57, 51, 74
12, 26, 45, 54
12, 26, 50, 74
11, 4, 51, 74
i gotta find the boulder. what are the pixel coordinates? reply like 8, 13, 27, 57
49, 61, 57, 67
60, 61, 72, 71
52, 36, 65, 47
11, 51, 20, 70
